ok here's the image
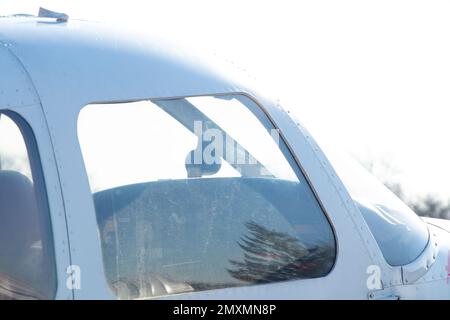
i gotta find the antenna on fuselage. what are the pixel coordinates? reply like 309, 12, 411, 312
38, 7, 69, 22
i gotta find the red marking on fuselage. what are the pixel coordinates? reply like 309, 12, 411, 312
447, 250, 450, 284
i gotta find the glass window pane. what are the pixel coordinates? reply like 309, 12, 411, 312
78, 95, 336, 299
318, 142, 429, 266
0, 112, 56, 300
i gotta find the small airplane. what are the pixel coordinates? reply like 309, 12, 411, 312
0, 8, 449, 300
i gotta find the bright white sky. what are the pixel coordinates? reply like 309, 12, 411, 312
1, 0, 450, 201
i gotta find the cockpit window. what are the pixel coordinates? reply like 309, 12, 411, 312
78, 94, 336, 299
0, 112, 56, 300
319, 143, 429, 266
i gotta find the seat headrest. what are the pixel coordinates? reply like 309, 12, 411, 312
0, 170, 40, 252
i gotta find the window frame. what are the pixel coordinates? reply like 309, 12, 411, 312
0, 110, 58, 300
76, 93, 339, 299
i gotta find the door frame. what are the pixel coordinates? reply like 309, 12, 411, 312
0, 105, 73, 300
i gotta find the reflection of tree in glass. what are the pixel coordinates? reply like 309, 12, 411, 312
228, 221, 334, 283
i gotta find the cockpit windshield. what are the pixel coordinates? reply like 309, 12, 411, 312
318, 141, 429, 266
